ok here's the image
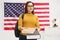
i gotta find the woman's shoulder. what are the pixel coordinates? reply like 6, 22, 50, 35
34, 15, 38, 18
19, 14, 23, 18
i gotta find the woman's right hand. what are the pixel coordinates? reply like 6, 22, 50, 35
20, 27, 27, 30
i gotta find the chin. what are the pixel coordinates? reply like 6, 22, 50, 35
30, 10, 33, 12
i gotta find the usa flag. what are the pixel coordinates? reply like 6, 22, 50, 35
4, 2, 50, 31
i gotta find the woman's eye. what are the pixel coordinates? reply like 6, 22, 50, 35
28, 5, 33, 7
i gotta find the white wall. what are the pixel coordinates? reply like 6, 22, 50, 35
0, 0, 60, 40
49, 0, 60, 27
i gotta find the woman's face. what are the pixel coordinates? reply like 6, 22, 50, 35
27, 3, 34, 13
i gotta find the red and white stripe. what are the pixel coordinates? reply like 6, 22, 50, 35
4, 2, 50, 31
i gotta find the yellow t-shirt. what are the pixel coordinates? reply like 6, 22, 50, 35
18, 13, 40, 30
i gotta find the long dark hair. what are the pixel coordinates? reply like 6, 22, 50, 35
25, 1, 34, 15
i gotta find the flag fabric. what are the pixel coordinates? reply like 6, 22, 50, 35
4, 2, 49, 31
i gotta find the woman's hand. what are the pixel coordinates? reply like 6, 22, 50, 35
21, 27, 36, 34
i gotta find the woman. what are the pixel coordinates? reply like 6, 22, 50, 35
18, 1, 40, 40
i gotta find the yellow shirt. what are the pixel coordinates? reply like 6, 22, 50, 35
18, 13, 40, 30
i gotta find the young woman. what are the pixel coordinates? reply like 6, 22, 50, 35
18, 1, 40, 40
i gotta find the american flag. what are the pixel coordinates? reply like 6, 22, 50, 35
4, 2, 50, 31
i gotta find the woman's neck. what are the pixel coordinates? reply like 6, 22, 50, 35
28, 12, 32, 14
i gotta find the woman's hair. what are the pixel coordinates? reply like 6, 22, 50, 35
24, 1, 34, 14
